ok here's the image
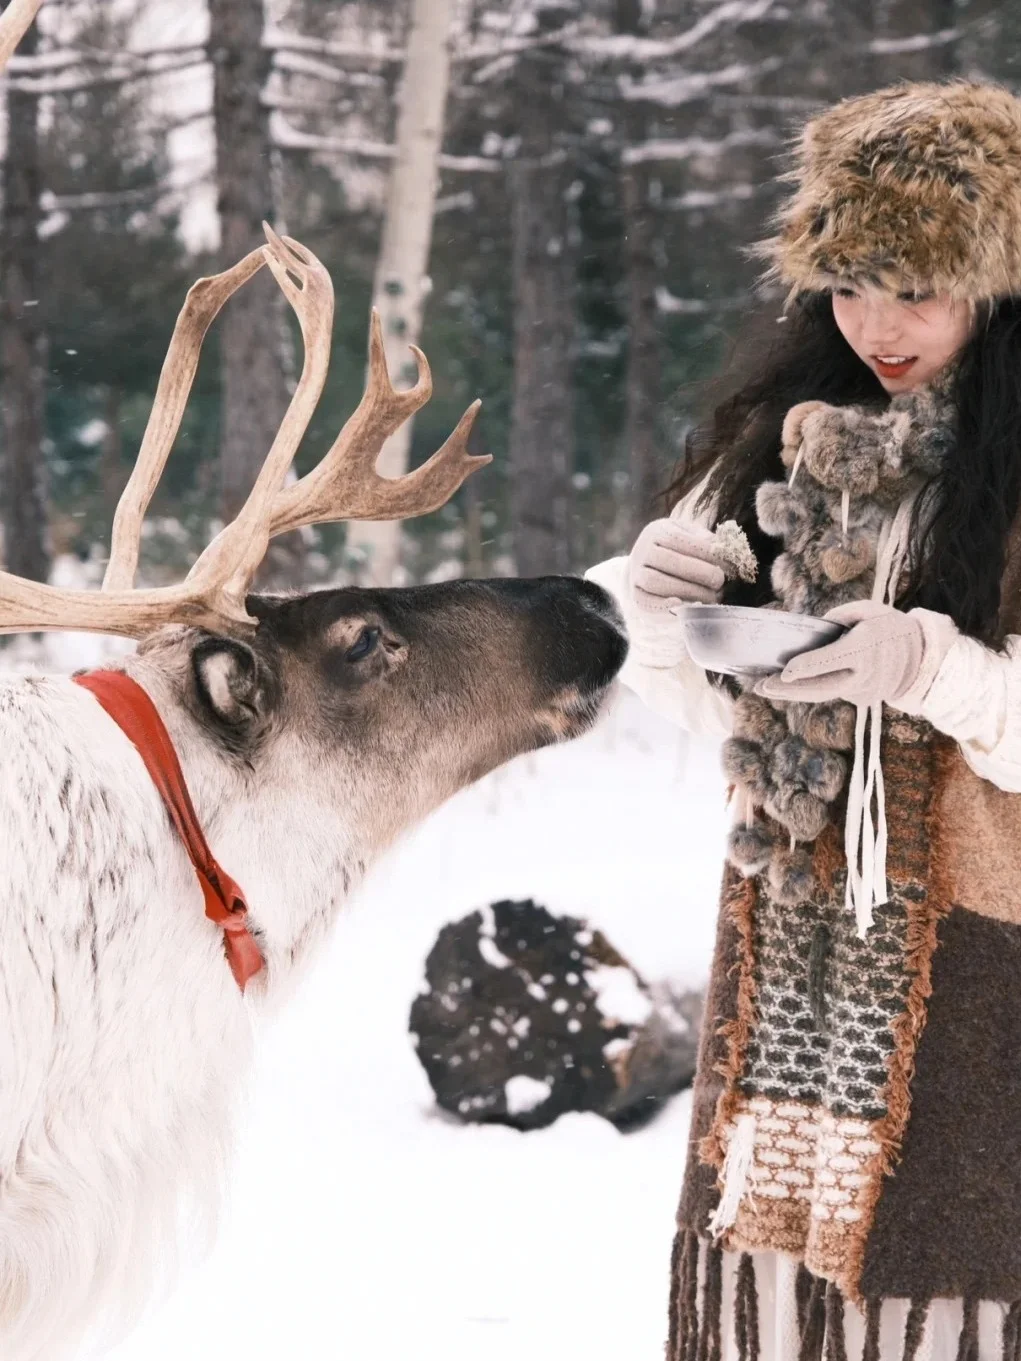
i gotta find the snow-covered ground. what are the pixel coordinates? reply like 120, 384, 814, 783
8, 629, 729, 1360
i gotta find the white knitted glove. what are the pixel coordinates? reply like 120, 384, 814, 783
755, 600, 950, 707
628, 518, 725, 615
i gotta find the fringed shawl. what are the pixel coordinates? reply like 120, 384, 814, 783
669, 384, 1021, 1360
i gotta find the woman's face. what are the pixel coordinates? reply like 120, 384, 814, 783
831, 283, 976, 393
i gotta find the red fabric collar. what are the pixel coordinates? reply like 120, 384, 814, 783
73, 669, 265, 992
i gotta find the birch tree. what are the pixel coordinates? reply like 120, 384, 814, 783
345, 0, 456, 586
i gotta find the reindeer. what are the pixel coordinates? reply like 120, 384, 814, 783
0, 6, 626, 1357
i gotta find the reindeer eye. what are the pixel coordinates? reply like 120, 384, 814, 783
345, 627, 379, 662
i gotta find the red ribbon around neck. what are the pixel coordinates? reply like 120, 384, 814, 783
73, 669, 265, 992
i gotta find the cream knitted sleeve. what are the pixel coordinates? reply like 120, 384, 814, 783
583, 553, 733, 739
897, 611, 1021, 793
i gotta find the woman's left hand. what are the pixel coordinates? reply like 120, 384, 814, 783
755, 600, 928, 707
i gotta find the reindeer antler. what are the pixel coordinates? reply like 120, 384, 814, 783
268, 312, 486, 535
102, 245, 271, 595
0, 227, 491, 639
0, 0, 44, 68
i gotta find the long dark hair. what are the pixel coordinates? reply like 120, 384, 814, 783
667, 291, 1021, 648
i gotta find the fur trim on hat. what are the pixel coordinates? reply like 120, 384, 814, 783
757, 80, 1021, 300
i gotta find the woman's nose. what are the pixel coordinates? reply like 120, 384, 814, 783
860, 298, 904, 350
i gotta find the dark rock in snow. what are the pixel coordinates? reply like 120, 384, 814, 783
409, 898, 702, 1131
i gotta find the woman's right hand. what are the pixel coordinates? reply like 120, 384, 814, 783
628, 518, 725, 614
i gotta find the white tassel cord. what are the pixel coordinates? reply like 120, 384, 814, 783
843, 497, 915, 937
789, 447, 805, 488
775, 1255, 801, 1361
707, 1113, 758, 1239
844, 702, 875, 936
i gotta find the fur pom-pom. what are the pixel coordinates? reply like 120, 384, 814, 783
765, 788, 830, 841
756, 481, 810, 544
787, 701, 856, 751
780, 400, 832, 467
770, 734, 809, 784
778, 558, 863, 615
771, 737, 846, 804
722, 739, 771, 801
785, 792, 831, 841
818, 526, 874, 584
808, 749, 847, 803
767, 845, 816, 906
798, 407, 884, 497
733, 694, 786, 744
728, 821, 776, 876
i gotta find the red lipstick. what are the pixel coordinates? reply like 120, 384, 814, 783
872, 356, 917, 379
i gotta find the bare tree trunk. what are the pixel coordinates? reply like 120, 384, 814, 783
345, 0, 456, 586
621, 166, 661, 530
616, 0, 662, 540
508, 35, 575, 578
208, 0, 291, 527
0, 16, 49, 582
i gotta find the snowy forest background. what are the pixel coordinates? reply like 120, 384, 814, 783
0, 0, 1008, 598
3, 5, 1020, 1358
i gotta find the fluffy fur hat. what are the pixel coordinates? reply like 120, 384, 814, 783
757, 80, 1021, 300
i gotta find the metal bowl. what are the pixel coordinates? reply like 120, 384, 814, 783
672, 603, 846, 677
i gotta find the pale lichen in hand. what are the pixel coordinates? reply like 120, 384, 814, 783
713, 520, 758, 584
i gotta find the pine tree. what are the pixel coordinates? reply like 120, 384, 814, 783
37, 0, 198, 568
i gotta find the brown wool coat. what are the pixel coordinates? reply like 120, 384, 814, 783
669, 516, 1021, 1359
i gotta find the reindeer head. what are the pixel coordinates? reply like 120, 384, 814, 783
0, 197, 627, 918
137, 575, 624, 868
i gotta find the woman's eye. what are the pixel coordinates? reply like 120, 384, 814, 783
898, 290, 933, 304
346, 627, 379, 662
834, 286, 858, 300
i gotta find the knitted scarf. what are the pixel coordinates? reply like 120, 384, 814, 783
721, 376, 957, 921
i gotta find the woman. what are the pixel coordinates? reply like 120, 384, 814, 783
588, 81, 1021, 1360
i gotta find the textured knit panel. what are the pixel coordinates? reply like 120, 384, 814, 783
677, 714, 957, 1306
740, 890, 911, 1119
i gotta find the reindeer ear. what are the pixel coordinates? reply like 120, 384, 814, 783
191, 637, 264, 728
